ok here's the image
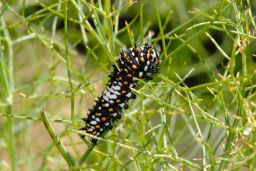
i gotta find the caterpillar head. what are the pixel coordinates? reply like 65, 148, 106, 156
120, 43, 161, 80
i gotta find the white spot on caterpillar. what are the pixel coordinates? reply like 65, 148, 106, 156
152, 51, 156, 58
135, 57, 139, 64
107, 86, 121, 95
119, 103, 125, 108
87, 128, 93, 132
99, 128, 103, 132
144, 66, 148, 71
139, 72, 143, 77
106, 91, 117, 99
90, 121, 97, 125
104, 103, 109, 107
147, 60, 150, 65
95, 118, 100, 122
92, 115, 95, 119
109, 100, 114, 104
112, 85, 121, 91
112, 113, 117, 117
126, 92, 131, 98
103, 95, 109, 101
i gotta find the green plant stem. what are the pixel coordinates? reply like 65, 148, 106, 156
6, 106, 16, 171
187, 93, 207, 171
40, 110, 75, 168
139, 0, 144, 42
152, 0, 167, 59
79, 143, 95, 165
1, 17, 17, 171
64, 0, 75, 127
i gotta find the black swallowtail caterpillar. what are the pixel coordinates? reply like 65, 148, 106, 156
80, 43, 161, 143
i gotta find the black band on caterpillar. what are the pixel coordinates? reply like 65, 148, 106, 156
80, 43, 161, 143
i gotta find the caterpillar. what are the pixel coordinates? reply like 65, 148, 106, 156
80, 43, 161, 143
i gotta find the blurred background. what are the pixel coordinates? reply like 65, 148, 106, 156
0, 0, 256, 170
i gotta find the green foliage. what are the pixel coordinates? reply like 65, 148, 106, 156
0, 0, 256, 170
